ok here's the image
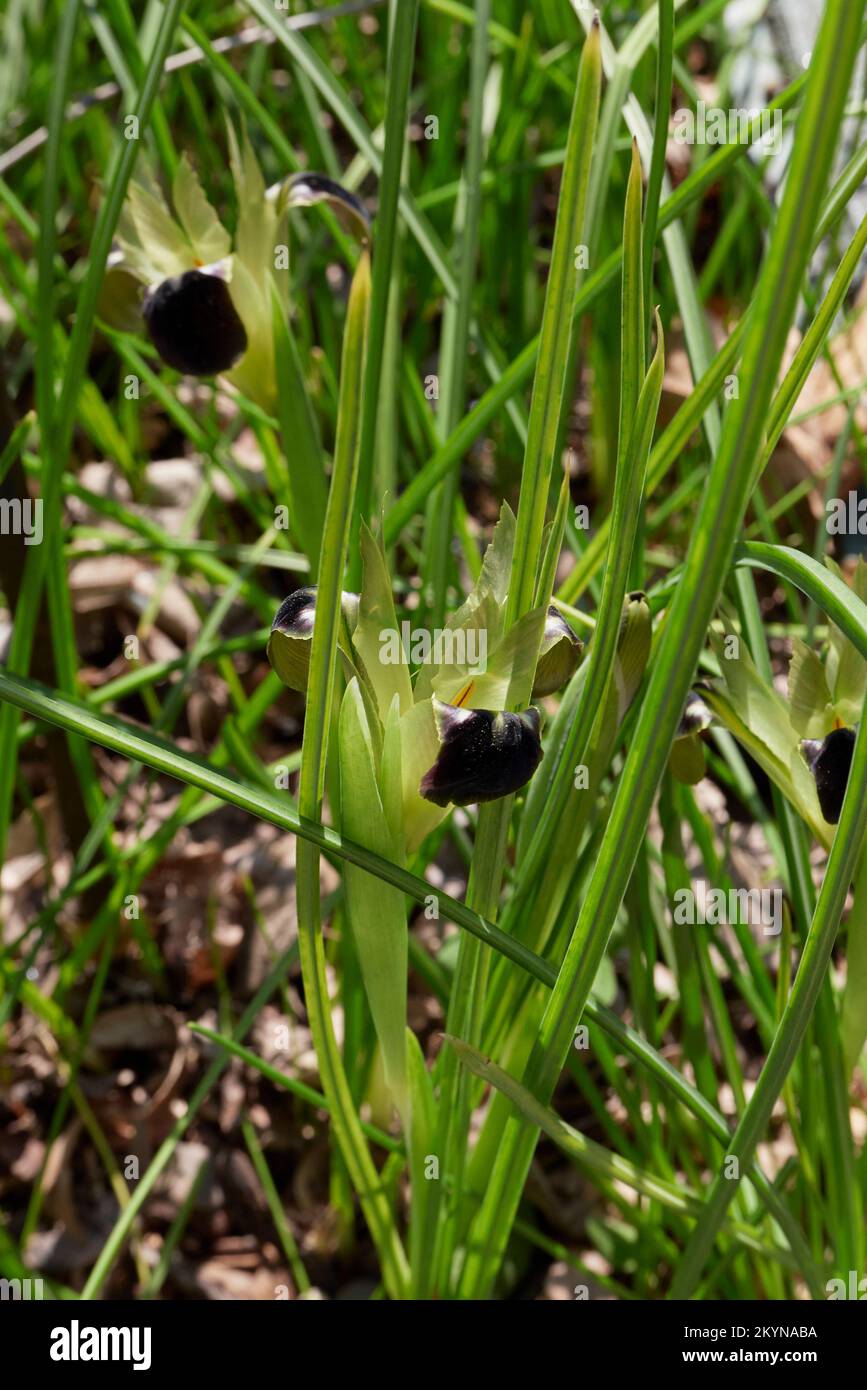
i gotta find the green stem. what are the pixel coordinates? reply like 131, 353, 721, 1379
293, 253, 410, 1298
457, 0, 866, 1298
0, 667, 828, 1295
421, 0, 489, 628
352, 0, 419, 543
642, 0, 674, 334
670, 698, 867, 1296
426, 23, 602, 1295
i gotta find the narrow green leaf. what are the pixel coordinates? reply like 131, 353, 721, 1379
460, 0, 865, 1299
736, 543, 867, 662
619, 138, 645, 451
339, 678, 409, 1123
352, 523, 414, 720
292, 250, 410, 1297
0, 669, 549, 985
422, 0, 491, 628
842, 852, 867, 1075
519, 311, 664, 892
406, 1029, 438, 1293
445, 1035, 800, 1270
642, 0, 674, 325
186, 1022, 399, 1153
352, 0, 420, 535
533, 466, 571, 612
271, 285, 327, 569
505, 17, 602, 634
761, 209, 867, 470
671, 679, 867, 1296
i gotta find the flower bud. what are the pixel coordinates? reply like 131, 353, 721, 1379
268, 587, 359, 692
284, 172, 372, 241
614, 591, 652, 718
531, 606, 583, 698
669, 691, 714, 785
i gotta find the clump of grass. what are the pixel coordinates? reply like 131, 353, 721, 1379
1, 0, 867, 1305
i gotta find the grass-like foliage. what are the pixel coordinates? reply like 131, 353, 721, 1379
1, 0, 867, 1303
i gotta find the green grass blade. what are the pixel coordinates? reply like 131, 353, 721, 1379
0, 0, 79, 863
422, 0, 490, 628
670, 687, 867, 1296
762, 209, 867, 465
339, 681, 409, 1124
519, 307, 665, 894
0, 669, 556, 985
271, 285, 328, 568
446, 1035, 803, 1271
642, 0, 675, 325
290, 251, 410, 1297
736, 543, 867, 660
427, 22, 603, 1292
842, 853, 867, 1074
458, 0, 866, 1298
188, 1022, 399, 1152
353, 0, 419, 533
505, 17, 601, 632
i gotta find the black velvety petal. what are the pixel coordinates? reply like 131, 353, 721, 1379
272, 587, 318, 638
285, 172, 372, 239
267, 587, 360, 692
271, 587, 359, 638
801, 726, 856, 824
419, 702, 543, 808
142, 267, 248, 375
267, 588, 318, 692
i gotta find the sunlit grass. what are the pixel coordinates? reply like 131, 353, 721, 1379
1, 0, 866, 1303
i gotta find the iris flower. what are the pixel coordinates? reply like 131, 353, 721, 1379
268, 506, 582, 850
100, 126, 369, 414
